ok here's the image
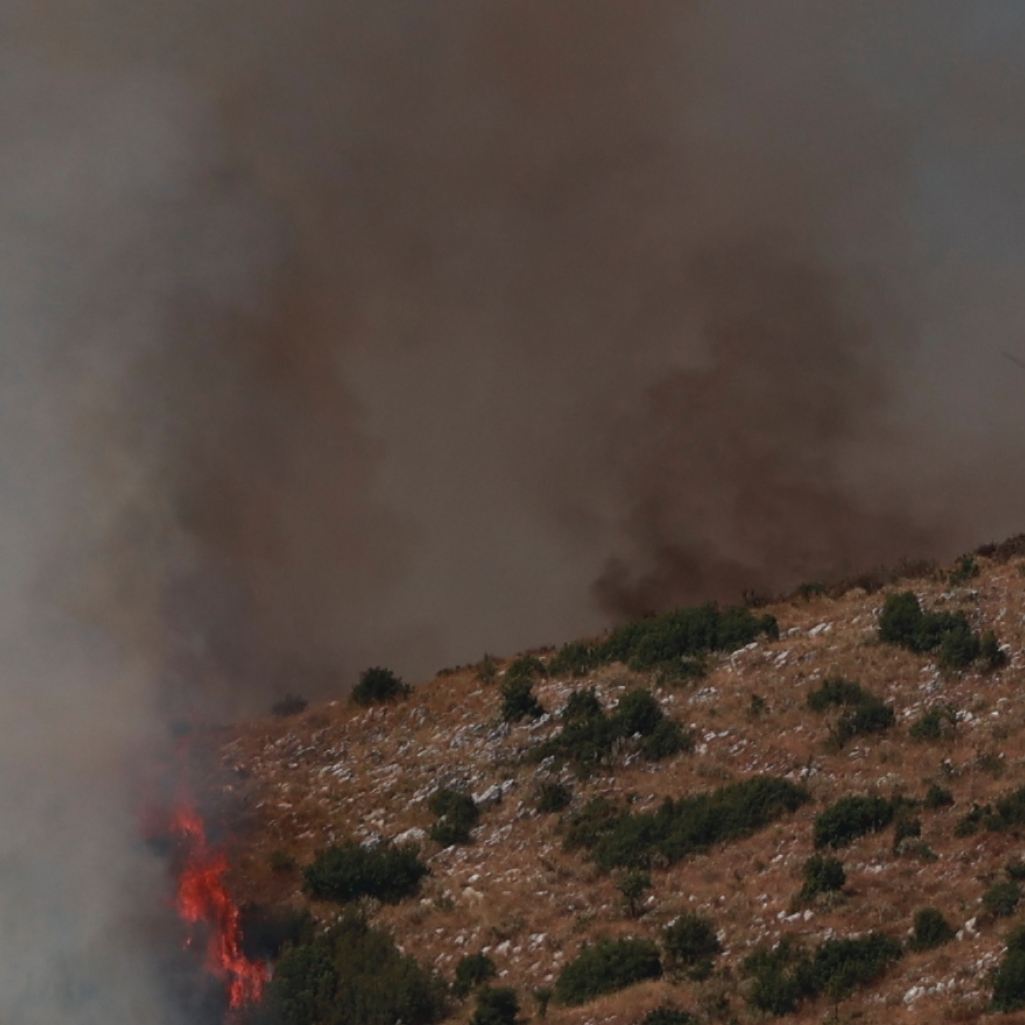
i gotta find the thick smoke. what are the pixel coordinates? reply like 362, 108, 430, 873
5, 2, 1025, 1020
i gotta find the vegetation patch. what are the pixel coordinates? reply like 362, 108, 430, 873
910, 705, 958, 742
303, 841, 429, 904
878, 591, 1002, 670
453, 953, 497, 998
470, 986, 519, 1025
548, 602, 778, 680
663, 912, 722, 974
742, 933, 902, 1016
554, 937, 662, 1005
956, 784, 1025, 837
993, 925, 1025, 1012
351, 666, 412, 707
909, 907, 956, 952
641, 1006, 697, 1025
564, 776, 809, 871
536, 688, 691, 774
814, 795, 896, 849
428, 788, 480, 847
806, 677, 894, 749
535, 781, 572, 814
269, 910, 448, 1025
500, 678, 545, 722
797, 853, 845, 902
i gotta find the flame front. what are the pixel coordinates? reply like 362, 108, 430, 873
171, 800, 269, 1010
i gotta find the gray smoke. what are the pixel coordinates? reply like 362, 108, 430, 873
4, 2, 1025, 1020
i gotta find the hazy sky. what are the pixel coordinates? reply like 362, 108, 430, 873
4, 5, 1025, 1018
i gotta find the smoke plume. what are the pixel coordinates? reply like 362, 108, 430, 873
4, 1, 1025, 1020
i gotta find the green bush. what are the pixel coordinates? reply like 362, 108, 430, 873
642, 1007, 697, 1025
506, 655, 546, 684
536, 781, 572, 814
239, 904, 312, 961
742, 933, 902, 1016
554, 938, 662, 1005
617, 870, 652, 917
948, 553, 980, 585
614, 689, 665, 737
596, 603, 777, 673
799, 854, 845, 900
806, 677, 872, 712
566, 776, 809, 871
470, 987, 519, 1025
500, 678, 544, 722
909, 908, 956, 952
453, 953, 497, 998
878, 591, 996, 670
663, 913, 722, 969
992, 951, 1025, 1012
814, 795, 895, 849
303, 841, 429, 903
955, 802, 993, 837
428, 788, 480, 847
806, 677, 893, 748
981, 631, 1009, 671
924, 784, 954, 809
910, 706, 957, 742
475, 655, 498, 685
892, 813, 922, 855
537, 688, 689, 773
548, 641, 599, 678
351, 667, 411, 707
270, 910, 447, 1025
984, 880, 1023, 919
640, 719, 693, 761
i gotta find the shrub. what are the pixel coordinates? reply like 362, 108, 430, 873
992, 951, 1025, 1012
548, 641, 599, 678
272, 693, 309, 717
613, 689, 665, 737
892, 813, 922, 855
303, 841, 429, 903
663, 913, 722, 969
639, 719, 693, 761
742, 932, 902, 1016
807, 677, 893, 748
470, 987, 519, 1025
984, 881, 1023, 919
537, 688, 689, 772
981, 631, 1009, 671
351, 666, 411, 707
566, 776, 809, 871
453, 953, 497, 998
910, 706, 957, 742
948, 553, 980, 585
500, 678, 544, 722
476, 655, 498, 685
814, 795, 895, 849
806, 677, 872, 712
878, 591, 996, 670
536, 781, 572, 814
924, 784, 954, 809
955, 802, 993, 837
269, 849, 298, 873
642, 1007, 697, 1025
596, 603, 777, 673
799, 854, 845, 900
270, 910, 448, 1025
428, 789, 479, 847
239, 904, 312, 961
830, 700, 895, 749
909, 908, 956, 952
554, 938, 662, 1005
506, 655, 546, 684
617, 870, 652, 917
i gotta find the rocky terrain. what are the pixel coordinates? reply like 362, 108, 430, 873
208, 539, 1025, 1024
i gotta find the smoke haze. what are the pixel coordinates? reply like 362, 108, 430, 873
4, 1, 1025, 1020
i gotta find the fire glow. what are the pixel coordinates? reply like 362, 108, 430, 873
171, 798, 268, 1011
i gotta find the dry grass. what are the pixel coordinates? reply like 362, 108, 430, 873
205, 551, 1025, 1024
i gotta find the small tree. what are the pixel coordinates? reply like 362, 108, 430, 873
909, 908, 955, 952
798, 854, 845, 901
500, 678, 544, 722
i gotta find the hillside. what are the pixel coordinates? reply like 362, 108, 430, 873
207, 539, 1025, 1025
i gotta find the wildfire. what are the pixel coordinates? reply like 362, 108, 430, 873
170, 796, 269, 1011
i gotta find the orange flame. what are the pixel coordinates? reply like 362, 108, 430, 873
171, 798, 269, 1011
